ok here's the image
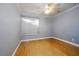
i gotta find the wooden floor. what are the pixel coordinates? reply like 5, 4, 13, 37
15, 38, 79, 56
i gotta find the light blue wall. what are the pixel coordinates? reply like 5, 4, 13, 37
21, 4, 79, 45
21, 17, 52, 39
51, 5, 79, 44
0, 4, 21, 55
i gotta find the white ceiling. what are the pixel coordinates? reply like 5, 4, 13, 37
16, 3, 79, 18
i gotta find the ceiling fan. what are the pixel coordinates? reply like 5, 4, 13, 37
44, 3, 59, 14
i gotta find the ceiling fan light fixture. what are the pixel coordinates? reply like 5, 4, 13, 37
44, 3, 57, 14
44, 8, 51, 14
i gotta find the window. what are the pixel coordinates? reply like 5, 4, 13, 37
22, 18, 39, 26
21, 17, 39, 35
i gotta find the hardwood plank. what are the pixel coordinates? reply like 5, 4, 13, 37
15, 38, 79, 56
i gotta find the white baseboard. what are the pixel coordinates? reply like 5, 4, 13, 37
12, 36, 79, 56
12, 40, 22, 56
21, 36, 79, 47
21, 37, 53, 42
52, 37, 79, 47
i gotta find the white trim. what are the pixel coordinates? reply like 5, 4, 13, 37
21, 37, 52, 42
21, 36, 79, 47
54, 4, 79, 17
12, 40, 22, 56
52, 37, 79, 47
12, 36, 79, 56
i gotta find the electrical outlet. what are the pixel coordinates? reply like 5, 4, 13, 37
72, 38, 74, 41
